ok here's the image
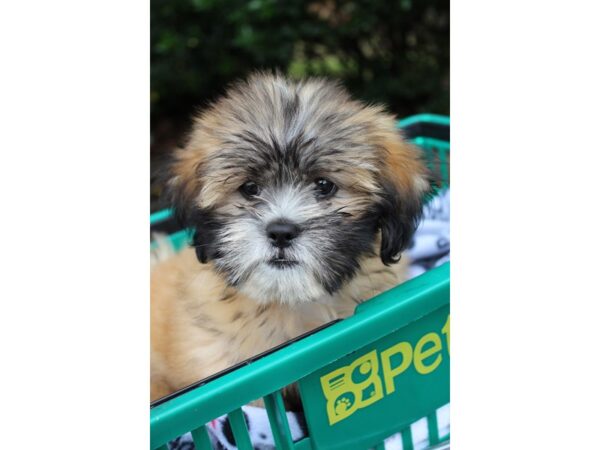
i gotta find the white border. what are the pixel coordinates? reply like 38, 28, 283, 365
452, 0, 600, 447
1, 0, 149, 447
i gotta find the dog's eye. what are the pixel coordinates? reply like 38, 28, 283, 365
315, 178, 337, 198
240, 181, 260, 198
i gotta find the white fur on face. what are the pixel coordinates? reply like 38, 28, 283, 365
240, 264, 328, 305
214, 183, 337, 304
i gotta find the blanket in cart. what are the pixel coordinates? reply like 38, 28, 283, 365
167, 189, 450, 450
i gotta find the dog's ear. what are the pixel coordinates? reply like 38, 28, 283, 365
377, 178, 426, 265
162, 147, 219, 264
377, 132, 432, 265
162, 147, 203, 229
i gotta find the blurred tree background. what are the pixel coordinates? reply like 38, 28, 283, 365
151, 0, 449, 211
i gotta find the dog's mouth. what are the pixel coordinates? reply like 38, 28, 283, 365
267, 258, 299, 269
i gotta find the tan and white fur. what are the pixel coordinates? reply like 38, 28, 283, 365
151, 73, 429, 402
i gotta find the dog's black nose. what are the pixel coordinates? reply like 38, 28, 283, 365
266, 221, 300, 248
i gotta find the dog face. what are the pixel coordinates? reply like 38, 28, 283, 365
166, 73, 429, 304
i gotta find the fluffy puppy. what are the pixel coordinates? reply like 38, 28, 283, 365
151, 73, 430, 402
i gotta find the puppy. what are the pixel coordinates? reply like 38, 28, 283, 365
151, 73, 430, 402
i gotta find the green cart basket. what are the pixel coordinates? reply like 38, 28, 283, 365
150, 114, 450, 450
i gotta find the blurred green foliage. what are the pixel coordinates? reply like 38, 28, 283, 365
151, 0, 449, 132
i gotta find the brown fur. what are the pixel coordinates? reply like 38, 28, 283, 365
151, 246, 409, 401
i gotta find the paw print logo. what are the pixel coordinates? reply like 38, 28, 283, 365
320, 350, 384, 425
334, 395, 354, 415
